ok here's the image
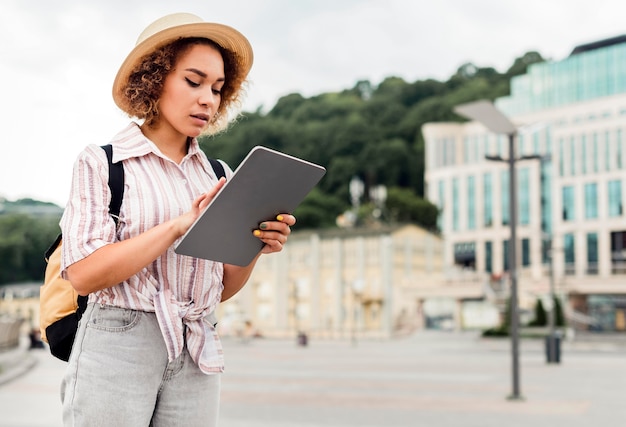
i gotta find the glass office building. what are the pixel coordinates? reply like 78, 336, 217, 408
423, 35, 626, 332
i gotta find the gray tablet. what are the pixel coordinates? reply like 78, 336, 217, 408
174, 146, 326, 266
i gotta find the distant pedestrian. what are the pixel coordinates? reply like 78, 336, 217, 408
59, 13, 295, 427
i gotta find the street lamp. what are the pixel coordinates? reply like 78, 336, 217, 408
349, 176, 365, 227
454, 100, 524, 401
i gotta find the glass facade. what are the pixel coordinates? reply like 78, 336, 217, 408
522, 238, 530, 266
541, 160, 553, 235
570, 136, 576, 176
584, 182, 598, 219
587, 232, 599, 275
581, 135, 587, 174
592, 132, 600, 173
501, 170, 509, 226
467, 176, 476, 230
496, 42, 626, 116
608, 180, 623, 217
562, 185, 575, 220
518, 168, 530, 225
485, 241, 492, 273
559, 138, 565, 177
618, 129, 623, 169
605, 131, 611, 172
483, 173, 493, 227
564, 233, 576, 275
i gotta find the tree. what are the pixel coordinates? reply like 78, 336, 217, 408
293, 188, 345, 229
0, 213, 60, 284
196, 51, 537, 231
528, 299, 548, 327
385, 187, 438, 230
554, 296, 566, 327
506, 51, 545, 78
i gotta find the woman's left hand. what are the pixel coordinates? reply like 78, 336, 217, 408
253, 214, 296, 254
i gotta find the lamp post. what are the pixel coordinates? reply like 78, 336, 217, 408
454, 100, 524, 401
349, 176, 364, 227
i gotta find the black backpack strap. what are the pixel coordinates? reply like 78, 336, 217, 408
208, 158, 226, 180
101, 144, 125, 224
44, 145, 124, 263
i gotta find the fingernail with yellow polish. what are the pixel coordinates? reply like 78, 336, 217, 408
276, 215, 284, 221
253, 230, 261, 237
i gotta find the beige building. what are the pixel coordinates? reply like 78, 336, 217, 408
216, 224, 487, 339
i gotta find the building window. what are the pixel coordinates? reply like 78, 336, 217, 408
542, 236, 551, 265
617, 129, 623, 170
501, 170, 510, 226
569, 136, 576, 176
605, 130, 611, 172
467, 176, 476, 230
611, 231, 626, 274
587, 233, 598, 275
485, 241, 492, 273
608, 180, 623, 217
559, 138, 565, 177
593, 132, 599, 173
541, 159, 553, 235
483, 173, 493, 227
564, 233, 575, 275
437, 180, 445, 230
584, 182, 598, 219
581, 134, 587, 175
518, 168, 530, 225
454, 242, 476, 269
562, 185, 575, 221
522, 238, 530, 267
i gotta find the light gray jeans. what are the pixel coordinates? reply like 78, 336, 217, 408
61, 303, 220, 427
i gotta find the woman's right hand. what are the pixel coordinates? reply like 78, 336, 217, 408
173, 177, 226, 237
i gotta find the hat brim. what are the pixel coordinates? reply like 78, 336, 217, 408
112, 21, 253, 113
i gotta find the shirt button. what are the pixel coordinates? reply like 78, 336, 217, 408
181, 179, 187, 185
190, 267, 194, 273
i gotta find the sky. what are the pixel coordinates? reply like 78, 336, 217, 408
2, 0, 625, 206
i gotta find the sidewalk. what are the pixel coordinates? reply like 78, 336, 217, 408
0, 330, 624, 427
218, 331, 626, 427
0, 337, 37, 386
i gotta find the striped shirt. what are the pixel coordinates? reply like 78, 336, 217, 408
60, 122, 232, 373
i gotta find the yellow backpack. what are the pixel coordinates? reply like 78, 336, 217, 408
40, 144, 124, 361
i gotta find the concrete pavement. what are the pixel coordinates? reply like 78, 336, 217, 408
0, 331, 624, 426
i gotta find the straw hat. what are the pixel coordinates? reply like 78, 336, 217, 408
112, 13, 253, 113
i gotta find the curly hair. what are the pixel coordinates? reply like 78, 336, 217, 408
120, 37, 248, 134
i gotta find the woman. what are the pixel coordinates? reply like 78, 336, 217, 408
59, 13, 294, 426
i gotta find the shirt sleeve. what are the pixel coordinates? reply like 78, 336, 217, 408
60, 145, 118, 277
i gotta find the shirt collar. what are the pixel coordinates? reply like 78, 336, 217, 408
110, 122, 205, 165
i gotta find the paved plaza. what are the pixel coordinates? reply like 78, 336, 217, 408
0, 330, 624, 426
